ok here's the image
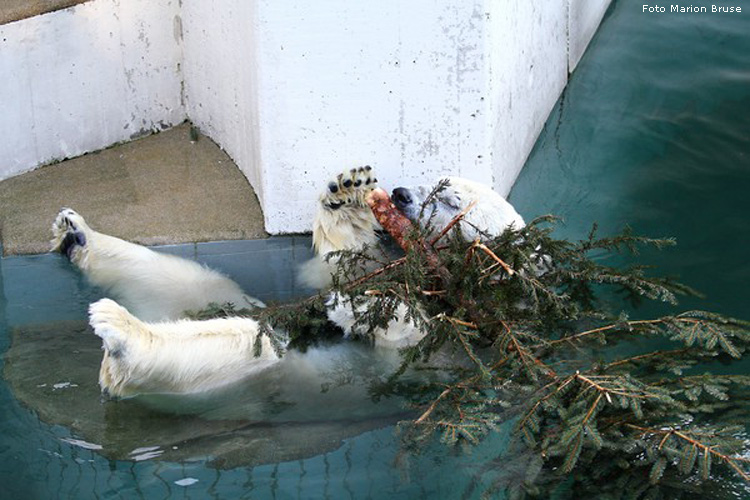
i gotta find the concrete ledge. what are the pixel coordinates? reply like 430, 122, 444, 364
0, 123, 267, 256
0, 0, 88, 26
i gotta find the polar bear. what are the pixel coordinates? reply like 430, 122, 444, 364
304, 168, 526, 346
301, 169, 525, 288
52, 167, 525, 397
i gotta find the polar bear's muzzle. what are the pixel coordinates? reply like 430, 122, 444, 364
392, 187, 419, 221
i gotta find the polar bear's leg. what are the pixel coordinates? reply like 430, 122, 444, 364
89, 298, 278, 397
300, 168, 427, 348
51, 208, 263, 321
88, 298, 148, 397
313, 166, 381, 257
300, 167, 382, 290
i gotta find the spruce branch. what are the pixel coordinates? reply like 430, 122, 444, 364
429, 199, 478, 245
626, 423, 750, 481
189, 186, 750, 496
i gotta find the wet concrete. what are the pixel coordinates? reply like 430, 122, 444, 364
0, 0, 88, 25
0, 123, 267, 256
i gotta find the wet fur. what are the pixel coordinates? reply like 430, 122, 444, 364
51, 209, 263, 322
54, 169, 523, 396
90, 299, 277, 397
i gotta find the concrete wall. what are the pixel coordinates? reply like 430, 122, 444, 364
254, 0, 493, 231
569, 0, 612, 71
181, 0, 611, 233
487, 2, 569, 196
2, 0, 611, 233
180, 1, 265, 202
0, 0, 185, 181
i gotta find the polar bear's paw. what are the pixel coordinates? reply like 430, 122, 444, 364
320, 166, 378, 211
51, 208, 90, 259
89, 298, 148, 398
306, 166, 381, 285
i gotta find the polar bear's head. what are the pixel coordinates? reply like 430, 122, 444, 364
391, 176, 525, 241
391, 183, 462, 226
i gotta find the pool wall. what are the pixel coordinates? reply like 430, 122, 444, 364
0, 0, 611, 233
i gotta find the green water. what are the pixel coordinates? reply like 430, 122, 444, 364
511, 1, 750, 321
2, 1, 750, 498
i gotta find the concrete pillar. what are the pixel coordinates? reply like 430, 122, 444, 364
2, 0, 612, 234
182, 0, 610, 234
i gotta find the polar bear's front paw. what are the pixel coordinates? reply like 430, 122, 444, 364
320, 166, 378, 211
51, 208, 88, 259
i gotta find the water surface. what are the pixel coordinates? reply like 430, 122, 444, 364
2, 1, 750, 497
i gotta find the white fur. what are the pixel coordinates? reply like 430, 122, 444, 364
392, 177, 525, 241
325, 295, 424, 349
301, 168, 381, 290
308, 173, 524, 349
53, 170, 523, 396
51, 209, 263, 322
441, 177, 525, 238
89, 298, 278, 397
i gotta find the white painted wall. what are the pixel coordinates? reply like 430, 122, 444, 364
180, 1, 264, 202
487, 1, 569, 196
182, 0, 610, 234
569, 0, 612, 71
2, 0, 611, 234
254, 0, 493, 233
0, 0, 185, 181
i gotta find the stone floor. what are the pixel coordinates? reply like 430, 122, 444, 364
0, 123, 267, 256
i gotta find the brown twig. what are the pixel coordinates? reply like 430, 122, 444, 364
470, 239, 516, 276
541, 319, 664, 348
604, 347, 693, 370
345, 257, 406, 290
429, 199, 478, 245
415, 387, 453, 424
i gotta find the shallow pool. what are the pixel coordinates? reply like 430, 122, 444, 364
2, 1, 750, 498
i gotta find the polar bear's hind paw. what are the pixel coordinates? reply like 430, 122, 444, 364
51, 208, 88, 259
321, 166, 377, 211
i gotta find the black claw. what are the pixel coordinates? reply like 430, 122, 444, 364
364, 165, 372, 171
328, 182, 339, 193
354, 180, 362, 187
343, 179, 353, 188
365, 178, 371, 185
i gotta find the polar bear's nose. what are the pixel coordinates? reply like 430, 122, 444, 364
392, 188, 413, 209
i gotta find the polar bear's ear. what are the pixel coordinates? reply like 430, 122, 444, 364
436, 188, 461, 210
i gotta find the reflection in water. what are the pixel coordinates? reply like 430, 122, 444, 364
4, 319, 417, 468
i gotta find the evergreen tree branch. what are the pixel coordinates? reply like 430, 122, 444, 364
429, 199, 478, 245
626, 424, 750, 481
